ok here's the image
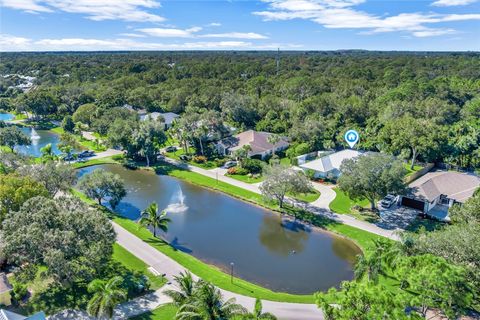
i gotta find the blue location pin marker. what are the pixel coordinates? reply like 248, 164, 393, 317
344, 130, 359, 148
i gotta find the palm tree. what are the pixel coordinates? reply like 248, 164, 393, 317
354, 254, 382, 283
234, 145, 252, 168
245, 298, 277, 319
87, 276, 127, 319
164, 271, 196, 307
176, 281, 247, 320
138, 202, 171, 238
267, 134, 281, 157
40, 143, 55, 162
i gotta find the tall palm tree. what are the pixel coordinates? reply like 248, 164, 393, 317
245, 298, 277, 319
176, 281, 247, 320
267, 134, 281, 157
40, 143, 55, 162
87, 276, 127, 319
354, 253, 383, 283
138, 202, 171, 238
164, 271, 196, 307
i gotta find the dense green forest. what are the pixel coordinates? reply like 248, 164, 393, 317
1, 51, 479, 169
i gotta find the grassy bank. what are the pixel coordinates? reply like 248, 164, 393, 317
130, 304, 178, 320
113, 243, 166, 290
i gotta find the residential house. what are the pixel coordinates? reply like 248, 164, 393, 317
216, 130, 289, 159
143, 112, 180, 129
400, 170, 480, 221
0, 310, 46, 320
122, 104, 147, 118
299, 149, 365, 179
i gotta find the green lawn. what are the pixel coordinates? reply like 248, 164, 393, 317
113, 243, 167, 290
72, 155, 123, 169
288, 189, 321, 203
403, 163, 423, 177
226, 173, 264, 184
129, 304, 177, 320
51, 127, 107, 152
329, 188, 370, 214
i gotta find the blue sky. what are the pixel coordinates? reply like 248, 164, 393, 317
0, 0, 479, 51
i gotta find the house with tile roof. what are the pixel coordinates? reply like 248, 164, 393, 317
216, 130, 289, 159
400, 170, 480, 221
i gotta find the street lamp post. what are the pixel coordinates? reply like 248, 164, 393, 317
230, 262, 234, 283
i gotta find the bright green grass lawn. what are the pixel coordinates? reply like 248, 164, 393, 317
51, 127, 107, 152
129, 304, 178, 320
113, 243, 166, 290
72, 155, 123, 169
329, 188, 370, 214
403, 163, 423, 177
226, 173, 264, 184
288, 189, 321, 203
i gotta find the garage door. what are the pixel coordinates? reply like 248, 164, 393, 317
401, 197, 425, 211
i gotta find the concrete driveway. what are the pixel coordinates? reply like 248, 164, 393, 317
377, 205, 420, 230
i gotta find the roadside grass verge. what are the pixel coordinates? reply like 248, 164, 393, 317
165, 148, 219, 170
329, 187, 369, 214
113, 243, 167, 290
225, 173, 264, 184
129, 304, 178, 320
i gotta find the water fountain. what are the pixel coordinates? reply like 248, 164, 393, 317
31, 128, 40, 140
165, 185, 188, 213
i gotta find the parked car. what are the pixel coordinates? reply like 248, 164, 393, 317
78, 150, 95, 158
223, 161, 237, 169
165, 146, 177, 152
380, 194, 397, 208
63, 155, 75, 162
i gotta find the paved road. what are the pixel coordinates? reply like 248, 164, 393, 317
113, 222, 324, 320
164, 157, 400, 240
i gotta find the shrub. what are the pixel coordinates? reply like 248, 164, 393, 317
214, 158, 227, 167
235, 167, 249, 175
193, 155, 207, 163
227, 167, 238, 175
12, 283, 28, 302
242, 158, 264, 174
305, 169, 316, 180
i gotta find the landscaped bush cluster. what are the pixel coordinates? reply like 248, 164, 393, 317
193, 155, 207, 163
242, 158, 264, 174
214, 158, 228, 167
227, 167, 249, 175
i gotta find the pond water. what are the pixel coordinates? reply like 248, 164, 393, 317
15, 127, 62, 157
78, 164, 361, 294
0, 113, 15, 121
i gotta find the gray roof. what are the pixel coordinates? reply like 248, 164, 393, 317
146, 112, 179, 125
299, 149, 364, 173
408, 170, 480, 203
218, 130, 288, 156
0, 310, 46, 320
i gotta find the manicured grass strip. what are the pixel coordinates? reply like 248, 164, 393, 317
226, 173, 264, 184
113, 216, 314, 304
329, 187, 369, 214
129, 304, 178, 320
165, 149, 218, 169
113, 243, 167, 290
72, 155, 123, 169
288, 189, 321, 203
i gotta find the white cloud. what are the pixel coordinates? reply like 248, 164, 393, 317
0, 0, 51, 12
0, 0, 165, 22
0, 35, 302, 51
207, 22, 222, 27
199, 32, 268, 39
254, 0, 480, 37
137, 27, 202, 37
432, 0, 478, 6
0, 34, 31, 50
118, 33, 146, 38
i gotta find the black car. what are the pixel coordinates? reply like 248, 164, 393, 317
78, 150, 95, 158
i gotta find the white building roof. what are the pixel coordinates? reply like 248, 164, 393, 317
299, 149, 363, 173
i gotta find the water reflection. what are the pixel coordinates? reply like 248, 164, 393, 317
259, 216, 309, 257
